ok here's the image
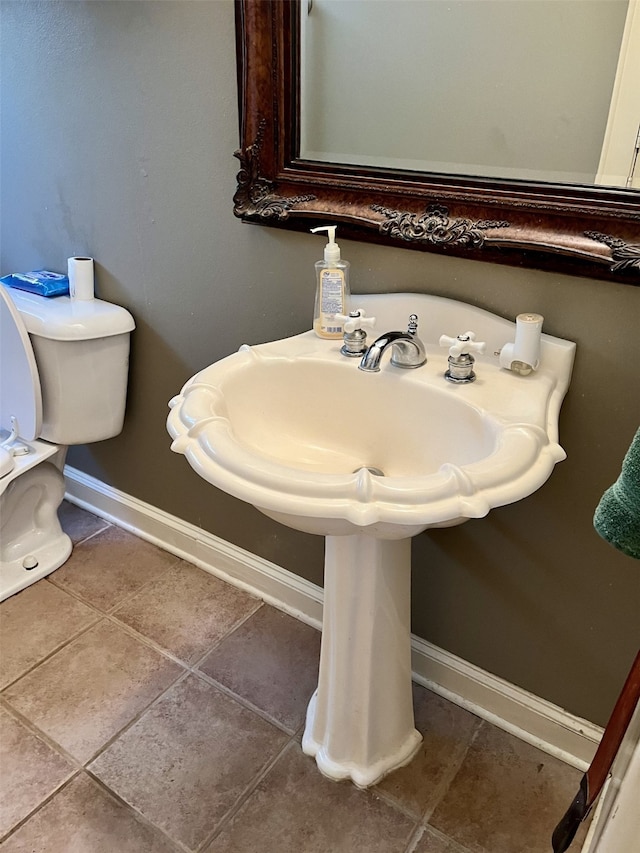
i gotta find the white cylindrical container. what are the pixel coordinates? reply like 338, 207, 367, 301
68, 257, 95, 301
514, 312, 544, 369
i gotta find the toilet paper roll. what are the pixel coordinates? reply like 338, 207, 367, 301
68, 257, 95, 301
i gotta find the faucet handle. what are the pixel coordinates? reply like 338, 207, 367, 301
336, 310, 377, 358
439, 331, 486, 383
439, 331, 486, 357
336, 309, 376, 334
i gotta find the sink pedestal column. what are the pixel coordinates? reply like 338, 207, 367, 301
302, 533, 422, 788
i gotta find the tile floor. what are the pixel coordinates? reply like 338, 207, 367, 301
0, 503, 590, 853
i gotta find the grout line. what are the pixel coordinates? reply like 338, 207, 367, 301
80, 648, 295, 772
103, 600, 265, 677
83, 771, 188, 853
84, 669, 192, 768
62, 476, 325, 632
369, 713, 486, 828
402, 820, 423, 853
45, 553, 264, 673
195, 736, 298, 852
98, 562, 183, 614
186, 599, 265, 670
102, 605, 302, 740
190, 667, 300, 737
2, 595, 294, 786
409, 823, 474, 853
83, 670, 300, 853
402, 824, 427, 853
0, 771, 83, 845
0, 612, 104, 693
67, 521, 113, 546
371, 785, 423, 824
421, 718, 484, 827
2, 657, 190, 778
100, 612, 197, 669
46, 556, 180, 616
0, 696, 84, 771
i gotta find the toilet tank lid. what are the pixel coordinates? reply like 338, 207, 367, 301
2, 287, 135, 341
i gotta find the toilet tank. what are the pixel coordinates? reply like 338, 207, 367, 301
5, 289, 135, 445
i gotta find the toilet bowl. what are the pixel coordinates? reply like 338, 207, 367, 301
0, 282, 135, 601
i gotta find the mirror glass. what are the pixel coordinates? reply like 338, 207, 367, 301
300, 0, 637, 188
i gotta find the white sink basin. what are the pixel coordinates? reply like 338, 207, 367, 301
168, 293, 574, 539
167, 292, 575, 787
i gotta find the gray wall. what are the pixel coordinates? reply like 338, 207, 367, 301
1, 0, 638, 728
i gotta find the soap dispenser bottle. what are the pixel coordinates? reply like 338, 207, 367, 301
311, 225, 351, 339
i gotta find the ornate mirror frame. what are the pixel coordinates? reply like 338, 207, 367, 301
234, 0, 640, 284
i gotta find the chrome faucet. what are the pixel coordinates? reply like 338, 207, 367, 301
359, 314, 427, 372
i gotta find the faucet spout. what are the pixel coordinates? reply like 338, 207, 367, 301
359, 323, 427, 373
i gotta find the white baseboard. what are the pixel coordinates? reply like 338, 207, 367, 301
64, 465, 602, 770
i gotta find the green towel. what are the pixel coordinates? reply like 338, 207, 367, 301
593, 428, 640, 560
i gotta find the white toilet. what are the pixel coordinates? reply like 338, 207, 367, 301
0, 282, 135, 602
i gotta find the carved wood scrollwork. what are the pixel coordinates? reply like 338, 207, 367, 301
585, 232, 640, 274
233, 121, 316, 220
371, 204, 510, 249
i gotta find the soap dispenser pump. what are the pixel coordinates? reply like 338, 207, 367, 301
311, 225, 351, 339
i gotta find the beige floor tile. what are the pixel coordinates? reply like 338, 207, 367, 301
50, 525, 177, 611
204, 740, 416, 853
0, 524, 596, 853
89, 674, 289, 851
0, 582, 98, 690
0, 773, 180, 852
198, 604, 321, 731
57, 501, 110, 545
3, 620, 182, 763
428, 722, 587, 853
0, 707, 75, 838
412, 826, 472, 852
375, 684, 481, 819
112, 562, 260, 663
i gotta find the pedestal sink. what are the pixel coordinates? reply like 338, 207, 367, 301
167, 293, 575, 788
